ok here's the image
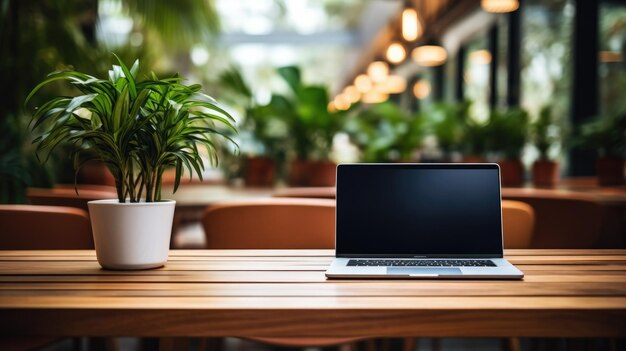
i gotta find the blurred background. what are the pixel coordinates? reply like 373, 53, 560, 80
1, 1, 626, 350
1, 0, 626, 197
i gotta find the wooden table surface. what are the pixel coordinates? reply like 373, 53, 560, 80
1, 250, 625, 338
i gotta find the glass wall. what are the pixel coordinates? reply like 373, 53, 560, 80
599, 1, 626, 116
520, 0, 573, 123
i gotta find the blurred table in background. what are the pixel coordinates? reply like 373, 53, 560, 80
166, 178, 626, 249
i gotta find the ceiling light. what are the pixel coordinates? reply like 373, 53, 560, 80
469, 50, 492, 65
412, 45, 448, 67
376, 75, 407, 94
327, 101, 337, 113
367, 61, 389, 83
354, 74, 373, 93
402, 8, 423, 41
413, 79, 431, 99
386, 42, 407, 64
343, 85, 361, 103
362, 91, 389, 104
481, 0, 519, 13
334, 94, 351, 111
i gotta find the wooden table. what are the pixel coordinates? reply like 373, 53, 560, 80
1, 250, 625, 338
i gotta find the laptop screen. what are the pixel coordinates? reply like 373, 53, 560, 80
336, 164, 503, 257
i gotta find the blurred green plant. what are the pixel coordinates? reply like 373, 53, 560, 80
218, 67, 288, 160
531, 106, 560, 160
26, 56, 237, 202
426, 101, 469, 156
345, 101, 426, 162
0, 0, 221, 202
486, 108, 530, 160
577, 108, 626, 158
270, 66, 346, 161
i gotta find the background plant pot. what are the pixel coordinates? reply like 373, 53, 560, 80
288, 159, 310, 186
244, 156, 276, 187
88, 200, 175, 270
596, 157, 625, 186
77, 160, 115, 186
499, 159, 525, 187
532, 160, 559, 187
308, 160, 337, 186
462, 155, 487, 163
288, 160, 337, 186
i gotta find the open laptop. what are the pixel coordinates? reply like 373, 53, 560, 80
326, 163, 524, 279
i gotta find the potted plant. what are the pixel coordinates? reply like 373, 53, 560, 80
486, 108, 529, 187
218, 67, 287, 186
578, 109, 626, 186
426, 101, 469, 162
345, 101, 426, 162
531, 106, 560, 187
270, 66, 346, 186
26, 55, 236, 269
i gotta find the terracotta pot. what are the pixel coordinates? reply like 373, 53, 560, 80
596, 157, 625, 186
462, 155, 487, 163
244, 157, 276, 187
308, 161, 337, 187
498, 159, 525, 187
532, 160, 559, 187
77, 160, 115, 186
288, 160, 337, 186
288, 159, 310, 186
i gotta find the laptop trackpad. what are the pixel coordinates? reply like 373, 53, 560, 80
387, 268, 462, 276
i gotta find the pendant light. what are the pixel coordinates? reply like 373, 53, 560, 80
401, 6, 423, 42
386, 42, 407, 64
481, 0, 519, 13
412, 42, 448, 67
367, 61, 389, 83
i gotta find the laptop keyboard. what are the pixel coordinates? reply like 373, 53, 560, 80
347, 259, 497, 267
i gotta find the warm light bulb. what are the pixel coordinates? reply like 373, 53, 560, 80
412, 45, 448, 67
334, 94, 351, 111
354, 74, 373, 93
343, 85, 361, 103
386, 42, 407, 64
402, 8, 422, 41
469, 50, 492, 65
481, 0, 519, 13
413, 79, 431, 99
327, 101, 337, 113
367, 61, 389, 83
376, 75, 407, 94
362, 91, 389, 104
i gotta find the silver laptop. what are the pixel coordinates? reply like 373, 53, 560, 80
326, 163, 524, 279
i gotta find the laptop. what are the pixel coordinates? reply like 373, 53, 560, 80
326, 163, 524, 279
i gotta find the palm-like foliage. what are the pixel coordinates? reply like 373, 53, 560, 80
26, 55, 237, 202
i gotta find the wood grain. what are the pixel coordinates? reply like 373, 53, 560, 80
0, 249, 625, 338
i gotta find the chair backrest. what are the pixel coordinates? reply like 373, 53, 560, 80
501, 200, 535, 249
27, 187, 116, 212
0, 205, 93, 249
273, 187, 336, 199
202, 198, 336, 249
502, 189, 606, 248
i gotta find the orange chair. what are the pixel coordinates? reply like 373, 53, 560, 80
0, 205, 98, 350
27, 187, 116, 212
501, 200, 535, 249
202, 198, 336, 249
201, 198, 366, 350
502, 189, 606, 248
0, 205, 94, 250
273, 186, 336, 199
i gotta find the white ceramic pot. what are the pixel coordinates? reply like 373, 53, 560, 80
88, 199, 176, 270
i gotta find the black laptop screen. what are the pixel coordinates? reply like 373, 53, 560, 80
336, 164, 503, 257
